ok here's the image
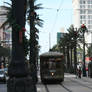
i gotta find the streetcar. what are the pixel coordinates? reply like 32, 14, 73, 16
40, 51, 64, 83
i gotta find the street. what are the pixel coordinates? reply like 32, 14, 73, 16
0, 73, 92, 92
36, 73, 92, 92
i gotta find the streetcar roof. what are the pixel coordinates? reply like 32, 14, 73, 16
40, 51, 63, 57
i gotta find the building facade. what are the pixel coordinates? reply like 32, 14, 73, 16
72, 0, 92, 43
0, 6, 12, 48
57, 32, 65, 43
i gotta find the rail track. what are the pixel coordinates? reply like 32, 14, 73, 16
44, 83, 73, 92
43, 77, 92, 92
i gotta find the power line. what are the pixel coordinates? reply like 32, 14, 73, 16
57, 0, 64, 12
51, 0, 64, 32
49, 0, 64, 48
43, 7, 72, 11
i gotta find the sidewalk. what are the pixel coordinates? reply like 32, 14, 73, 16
64, 73, 76, 78
65, 73, 92, 81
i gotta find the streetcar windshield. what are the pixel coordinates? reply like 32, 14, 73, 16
43, 58, 62, 69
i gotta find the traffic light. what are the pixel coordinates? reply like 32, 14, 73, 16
81, 24, 87, 32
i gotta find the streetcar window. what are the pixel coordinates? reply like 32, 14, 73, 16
42, 58, 62, 69
48, 61, 56, 69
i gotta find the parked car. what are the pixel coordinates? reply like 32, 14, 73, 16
0, 69, 6, 83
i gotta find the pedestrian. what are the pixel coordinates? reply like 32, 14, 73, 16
76, 68, 79, 78
78, 66, 82, 78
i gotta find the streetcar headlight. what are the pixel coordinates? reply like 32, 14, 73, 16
51, 72, 54, 76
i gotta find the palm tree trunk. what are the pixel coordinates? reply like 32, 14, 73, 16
66, 46, 70, 72
63, 46, 66, 71
8, 0, 27, 78
70, 47, 73, 73
29, 0, 37, 92
70, 48, 72, 67
7, 0, 34, 92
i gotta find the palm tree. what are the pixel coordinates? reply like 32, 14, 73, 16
50, 44, 59, 51
67, 25, 82, 73
3, 0, 30, 92
0, 2, 30, 60
27, 0, 43, 92
58, 33, 70, 72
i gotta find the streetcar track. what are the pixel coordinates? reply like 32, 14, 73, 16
81, 78, 92, 84
44, 85, 50, 92
44, 83, 73, 92
60, 84, 72, 92
43, 77, 92, 92
69, 78, 92, 90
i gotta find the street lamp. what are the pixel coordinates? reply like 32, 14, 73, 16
81, 24, 87, 77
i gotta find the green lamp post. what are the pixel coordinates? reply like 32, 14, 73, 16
81, 24, 87, 77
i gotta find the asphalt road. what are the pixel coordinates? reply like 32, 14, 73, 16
0, 74, 92, 92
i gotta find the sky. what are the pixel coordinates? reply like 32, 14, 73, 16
0, 0, 73, 54
38, 0, 73, 54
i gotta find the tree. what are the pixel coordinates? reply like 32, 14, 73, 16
57, 25, 82, 73
6, 0, 32, 92
0, 0, 28, 77
50, 44, 59, 51
27, 0, 43, 92
0, 2, 29, 59
0, 2, 12, 29
67, 25, 77, 73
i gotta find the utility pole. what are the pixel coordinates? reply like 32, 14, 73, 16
49, 32, 51, 51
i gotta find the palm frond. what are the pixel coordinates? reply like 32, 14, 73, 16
34, 4, 43, 10
35, 21, 43, 27
0, 13, 7, 16
34, 27, 39, 33
0, 20, 9, 29
0, 2, 13, 30
0, 6, 11, 10
4, 2, 11, 6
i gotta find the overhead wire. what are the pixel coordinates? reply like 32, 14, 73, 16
51, 0, 64, 32
48, 0, 64, 49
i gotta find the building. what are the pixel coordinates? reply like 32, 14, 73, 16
72, 0, 92, 43
0, 6, 12, 48
57, 32, 65, 43
57, 27, 67, 43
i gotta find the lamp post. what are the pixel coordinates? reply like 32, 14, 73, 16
81, 24, 87, 77
74, 28, 78, 74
